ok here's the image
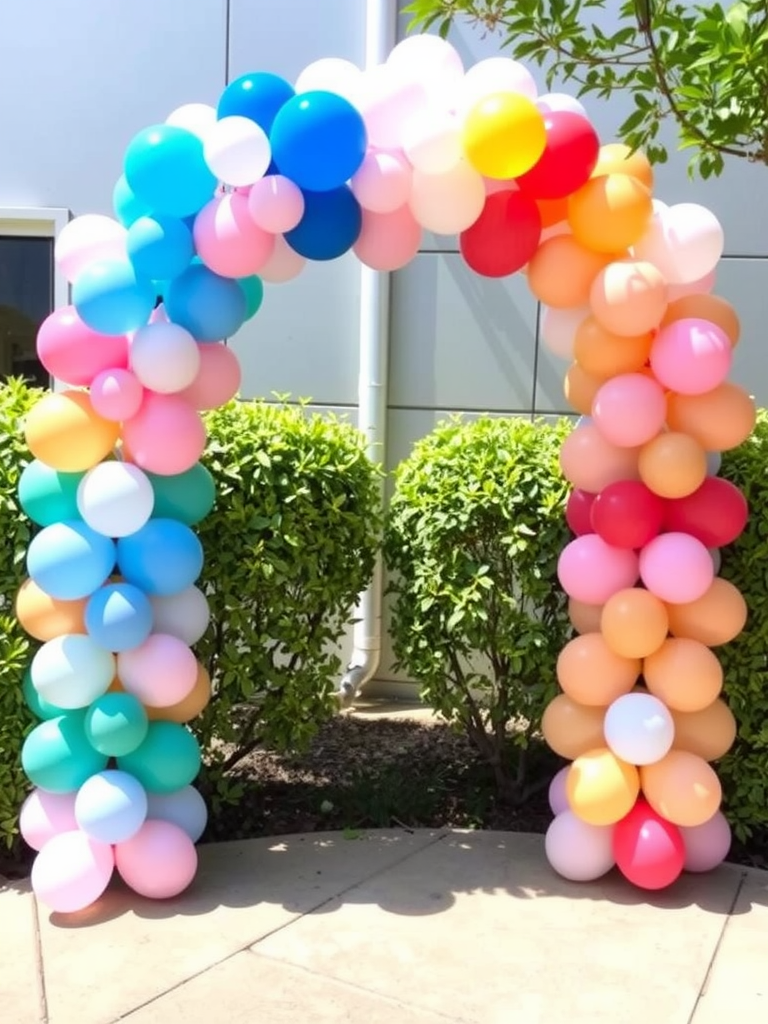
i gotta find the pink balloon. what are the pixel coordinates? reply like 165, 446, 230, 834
117, 633, 197, 707
680, 811, 732, 873
180, 343, 242, 410
31, 830, 115, 913
548, 766, 570, 816
484, 177, 520, 196
259, 234, 306, 283
353, 205, 422, 271
149, 303, 170, 324
557, 534, 639, 605
639, 532, 714, 604
667, 269, 716, 301
36, 306, 129, 386
359, 65, 430, 150
115, 819, 198, 899
351, 149, 413, 213
123, 393, 206, 475
194, 193, 275, 278
90, 368, 145, 421
247, 175, 305, 233
20, 790, 78, 852
650, 318, 732, 395
592, 373, 667, 448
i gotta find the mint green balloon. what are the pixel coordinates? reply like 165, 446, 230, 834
148, 463, 216, 525
117, 721, 201, 793
238, 275, 264, 320
22, 665, 66, 721
85, 692, 149, 757
21, 713, 108, 793
18, 461, 84, 527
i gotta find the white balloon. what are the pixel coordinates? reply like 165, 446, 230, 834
357, 63, 430, 150
633, 202, 724, 285
31, 635, 115, 710
604, 692, 675, 766
537, 92, 588, 118
295, 58, 364, 103
166, 103, 218, 139
146, 786, 208, 842
150, 586, 211, 645
55, 214, 127, 284
386, 35, 464, 98
409, 161, 486, 234
130, 321, 201, 394
455, 57, 537, 115
77, 461, 155, 538
540, 305, 590, 360
203, 115, 272, 187
402, 108, 462, 175
545, 811, 615, 882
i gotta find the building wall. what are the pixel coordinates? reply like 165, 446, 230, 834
1, 0, 766, 698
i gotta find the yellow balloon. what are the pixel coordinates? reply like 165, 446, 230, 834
462, 91, 546, 180
24, 390, 120, 472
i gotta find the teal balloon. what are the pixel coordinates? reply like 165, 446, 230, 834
148, 464, 216, 525
85, 692, 149, 757
21, 713, 109, 793
117, 721, 201, 794
22, 665, 66, 721
238, 275, 264, 320
18, 461, 84, 527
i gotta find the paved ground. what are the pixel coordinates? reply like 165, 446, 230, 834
1, 829, 765, 1024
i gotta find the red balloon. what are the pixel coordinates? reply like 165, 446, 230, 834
590, 480, 665, 549
566, 489, 595, 536
515, 112, 600, 200
664, 476, 748, 548
459, 190, 542, 278
613, 798, 685, 890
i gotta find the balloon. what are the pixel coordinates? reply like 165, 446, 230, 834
568, 173, 652, 252
566, 747, 639, 826
145, 662, 212, 724
351, 149, 412, 214
85, 692, 149, 757
259, 234, 307, 283
194, 193, 275, 278
463, 92, 546, 179
590, 260, 668, 336
90, 369, 144, 422
122, 393, 206, 476
165, 102, 218, 138
115, 819, 198, 899
540, 305, 589, 361
666, 383, 756, 452
671, 701, 737, 762
18, 461, 83, 527
285, 185, 362, 260
563, 363, 603, 416
124, 124, 216, 218
218, 71, 294, 132
25, 390, 120, 473
604, 692, 674, 765
113, 174, 151, 227
165, 263, 247, 342
666, 268, 716, 301
592, 374, 666, 449
72, 258, 156, 336
116, 518, 204, 596
145, 462, 215, 526
22, 713, 109, 793
146, 785, 208, 842
20, 790, 78, 852
15, 579, 87, 642
633, 202, 724, 284
650, 318, 731, 395
130, 321, 202, 394
27, 521, 116, 601
30, 634, 115, 709
149, 586, 211, 645
590, 480, 665, 549
456, 57, 536, 113
680, 812, 731, 872
541, 694, 606, 760
600, 588, 669, 659
559, 424, 640, 493
535, 196, 569, 228
387, 34, 465, 98
548, 766, 570, 816
238, 275, 265, 320
295, 58, 363, 100
248, 174, 305, 232
459, 190, 541, 278
36, 305, 129, 386
179, 342, 242, 409
638, 432, 708, 500
544, 811, 615, 882
84, 582, 154, 652
118, 633, 197, 708
527, 235, 612, 309
558, 534, 639, 605
705, 451, 723, 477
663, 477, 747, 549
75, 769, 148, 845
516, 112, 599, 199
643, 637, 723, 712
23, 666, 67, 721
640, 532, 715, 606
665, 578, 747, 647
202, 115, 271, 187
55, 214, 127, 284
568, 597, 604, 635
117, 721, 201, 794
76, 462, 154, 538
556, 634, 640, 706
565, 488, 595, 536
402, 108, 462, 175
354, 204, 423, 271
640, 750, 722, 827
409, 161, 486, 234
591, 143, 654, 189
537, 93, 588, 117
358, 63, 430, 151
31, 830, 114, 913
573, 318, 653, 380
661, 293, 740, 346
126, 215, 194, 281
613, 798, 684, 890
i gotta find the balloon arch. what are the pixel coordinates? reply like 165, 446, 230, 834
15, 35, 752, 912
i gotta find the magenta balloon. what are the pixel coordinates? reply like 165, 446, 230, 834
639, 532, 714, 604
650, 318, 732, 395
115, 819, 198, 899
592, 373, 667, 448
557, 534, 639, 604
680, 811, 732, 873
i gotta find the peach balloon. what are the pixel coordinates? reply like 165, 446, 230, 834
556, 633, 640, 706
146, 664, 212, 724
569, 598, 603, 635
638, 432, 708, 499
591, 143, 654, 190
24, 391, 120, 473
643, 637, 723, 712
600, 588, 669, 659
660, 293, 740, 347
671, 700, 737, 761
568, 174, 653, 252
640, 750, 722, 827
590, 260, 669, 336
573, 317, 653, 380
541, 694, 605, 760
15, 579, 87, 642
527, 235, 612, 308
665, 578, 748, 647
666, 383, 756, 452
566, 747, 640, 826
559, 424, 640, 492
563, 362, 603, 416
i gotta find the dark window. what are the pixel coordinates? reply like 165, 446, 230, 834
0, 235, 53, 389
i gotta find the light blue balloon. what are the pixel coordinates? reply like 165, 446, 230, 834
75, 769, 148, 844
113, 174, 151, 227
575, 416, 593, 430
73, 258, 156, 335
705, 450, 722, 477
127, 215, 194, 281
27, 521, 116, 600
124, 124, 217, 219
85, 582, 154, 652
146, 785, 208, 842
165, 263, 247, 342
116, 518, 204, 596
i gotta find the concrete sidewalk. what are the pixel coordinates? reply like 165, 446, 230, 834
1, 829, 765, 1024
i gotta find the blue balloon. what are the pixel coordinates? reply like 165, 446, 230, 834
85, 582, 154, 652
73, 258, 156, 335
270, 91, 367, 192
127, 215, 194, 281
116, 519, 204, 596
285, 186, 362, 261
165, 263, 247, 341
113, 174, 151, 227
217, 72, 295, 133
124, 124, 217, 219
75, 769, 148, 845
27, 521, 116, 601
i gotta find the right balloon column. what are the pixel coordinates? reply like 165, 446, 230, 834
539, 148, 753, 891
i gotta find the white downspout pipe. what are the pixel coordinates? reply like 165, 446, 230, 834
337, 0, 397, 704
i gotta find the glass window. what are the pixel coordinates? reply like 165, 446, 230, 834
0, 236, 53, 389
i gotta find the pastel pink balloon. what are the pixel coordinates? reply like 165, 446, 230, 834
89, 368, 145, 421
548, 766, 570, 816
639, 532, 714, 604
20, 790, 78, 852
666, 269, 716, 301
680, 811, 732, 873
353, 205, 422, 271
122, 392, 206, 475
592, 373, 667, 448
194, 193, 275, 278
180, 343, 242, 410
557, 534, 639, 605
117, 633, 198, 707
247, 175, 305, 233
36, 306, 129, 386
31, 830, 115, 913
149, 303, 170, 324
484, 177, 520, 196
351, 149, 413, 214
359, 65, 430, 150
115, 819, 198, 899
650, 318, 732, 395
259, 234, 306, 283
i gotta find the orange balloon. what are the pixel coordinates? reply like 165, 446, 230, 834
665, 578, 747, 646
591, 144, 654, 190
560, 423, 641, 492
573, 317, 653, 379
536, 196, 569, 228
643, 637, 723, 712
563, 362, 604, 416
568, 174, 653, 252
24, 390, 120, 472
660, 293, 740, 347
557, 634, 640, 706
638, 431, 708, 499
590, 260, 668, 337
600, 588, 669, 659
671, 700, 737, 761
108, 677, 125, 694
566, 747, 640, 826
146, 663, 212, 723
640, 750, 722, 826
541, 694, 605, 760
569, 598, 603, 635
527, 234, 613, 308
666, 383, 756, 452
15, 579, 87, 641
